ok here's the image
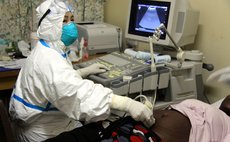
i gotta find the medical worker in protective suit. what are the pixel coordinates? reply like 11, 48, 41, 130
9, 0, 155, 141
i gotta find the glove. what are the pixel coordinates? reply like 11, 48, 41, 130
207, 67, 230, 85
110, 94, 155, 127
77, 63, 109, 78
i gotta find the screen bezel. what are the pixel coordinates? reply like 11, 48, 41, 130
127, 0, 171, 40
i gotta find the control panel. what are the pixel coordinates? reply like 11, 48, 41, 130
73, 51, 201, 109
74, 52, 151, 87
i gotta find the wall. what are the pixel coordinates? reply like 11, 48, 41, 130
104, 0, 230, 103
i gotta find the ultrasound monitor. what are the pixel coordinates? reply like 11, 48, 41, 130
125, 0, 200, 47
138, 5, 165, 32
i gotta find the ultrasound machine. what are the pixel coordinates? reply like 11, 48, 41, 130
74, 0, 213, 109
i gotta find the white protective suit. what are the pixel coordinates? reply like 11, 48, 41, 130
9, 0, 113, 141
207, 66, 230, 85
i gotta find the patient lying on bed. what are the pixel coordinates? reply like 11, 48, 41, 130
46, 96, 230, 142
152, 95, 230, 142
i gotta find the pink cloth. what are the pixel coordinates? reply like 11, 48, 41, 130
171, 99, 230, 142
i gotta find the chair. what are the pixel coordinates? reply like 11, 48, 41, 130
0, 99, 17, 142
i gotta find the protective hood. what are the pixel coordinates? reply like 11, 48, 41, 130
36, 0, 69, 42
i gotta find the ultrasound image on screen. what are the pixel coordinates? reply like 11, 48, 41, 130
135, 4, 168, 33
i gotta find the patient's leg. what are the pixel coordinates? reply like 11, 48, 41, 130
220, 95, 230, 116
151, 109, 191, 142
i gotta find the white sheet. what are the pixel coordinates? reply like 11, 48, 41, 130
172, 99, 230, 142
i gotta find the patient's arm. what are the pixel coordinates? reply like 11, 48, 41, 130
219, 95, 230, 116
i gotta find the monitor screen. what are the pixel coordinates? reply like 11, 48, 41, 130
128, 0, 170, 40
125, 0, 199, 47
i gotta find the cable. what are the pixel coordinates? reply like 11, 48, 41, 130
123, 75, 132, 97
134, 94, 154, 111
122, 94, 154, 118
148, 37, 156, 72
116, 28, 122, 52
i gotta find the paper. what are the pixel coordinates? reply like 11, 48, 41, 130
18, 40, 31, 57
0, 58, 26, 69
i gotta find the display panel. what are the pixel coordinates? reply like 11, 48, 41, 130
125, 0, 200, 47
128, 0, 170, 40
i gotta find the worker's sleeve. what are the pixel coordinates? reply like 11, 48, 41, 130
36, 51, 113, 123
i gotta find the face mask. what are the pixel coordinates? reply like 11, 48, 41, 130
61, 22, 78, 46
